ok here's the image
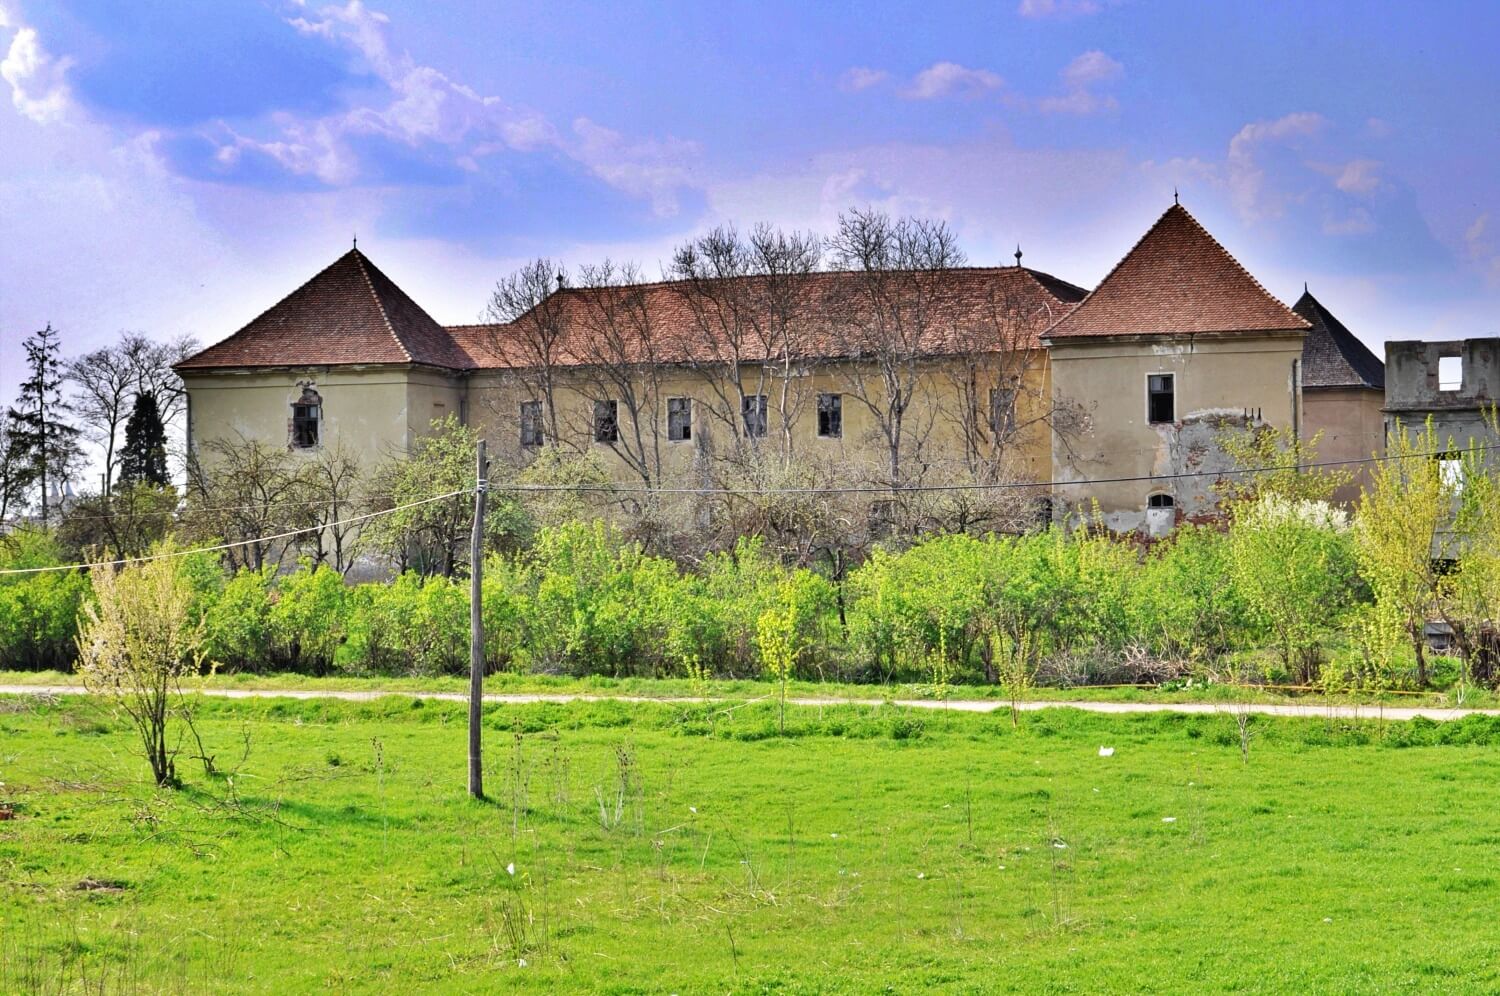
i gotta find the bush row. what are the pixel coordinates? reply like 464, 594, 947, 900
1, 506, 1365, 686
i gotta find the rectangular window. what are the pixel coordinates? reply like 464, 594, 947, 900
291, 401, 320, 449
1438, 453, 1465, 493
1147, 373, 1175, 425
520, 400, 544, 447
989, 384, 1017, 438
1439, 355, 1462, 392
594, 399, 619, 443
667, 397, 692, 441
817, 393, 842, 438
742, 394, 768, 438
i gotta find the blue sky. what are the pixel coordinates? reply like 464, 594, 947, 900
3, 0, 1500, 409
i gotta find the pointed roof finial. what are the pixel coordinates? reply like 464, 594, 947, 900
352, 232, 358, 250
1173, 187, 1179, 206
1014, 244, 1023, 268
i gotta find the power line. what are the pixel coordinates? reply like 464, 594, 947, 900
0, 489, 471, 577
0, 444, 1481, 576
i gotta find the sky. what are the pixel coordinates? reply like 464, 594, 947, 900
3, 0, 1500, 422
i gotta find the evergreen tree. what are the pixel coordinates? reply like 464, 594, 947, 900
7, 324, 82, 524
119, 391, 170, 487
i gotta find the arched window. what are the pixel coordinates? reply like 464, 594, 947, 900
1147, 493, 1174, 509
291, 386, 322, 450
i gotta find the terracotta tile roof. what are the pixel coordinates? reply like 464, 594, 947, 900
1043, 203, 1309, 339
1293, 290, 1384, 390
448, 267, 1086, 370
175, 249, 475, 371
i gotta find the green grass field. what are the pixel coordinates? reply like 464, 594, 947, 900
4, 693, 1500, 993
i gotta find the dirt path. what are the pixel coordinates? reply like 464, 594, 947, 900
2, 683, 1495, 723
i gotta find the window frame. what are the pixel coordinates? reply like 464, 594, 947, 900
593, 399, 619, 444
1147, 493, 1175, 510
289, 387, 322, 451
816, 393, 842, 439
519, 400, 544, 448
741, 394, 768, 439
667, 397, 692, 442
989, 382, 1018, 439
1146, 372, 1175, 425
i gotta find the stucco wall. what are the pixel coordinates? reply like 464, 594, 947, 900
1303, 385, 1384, 505
464, 353, 1054, 492
1046, 332, 1305, 533
183, 365, 465, 468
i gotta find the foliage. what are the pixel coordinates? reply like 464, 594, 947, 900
344, 572, 470, 676
0, 529, 90, 671
1353, 420, 1454, 686
1216, 423, 1350, 506
119, 391, 170, 487
1229, 494, 1358, 684
55, 483, 178, 561
268, 561, 350, 673
201, 567, 274, 672
364, 415, 527, 577
73, 539, 206, 786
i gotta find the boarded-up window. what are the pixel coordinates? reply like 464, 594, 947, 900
817, 393, 842, 438
667, 397, 692, 441
989, 383, 1017, 439
594, 400, 619, 443
520, 400, 544, 447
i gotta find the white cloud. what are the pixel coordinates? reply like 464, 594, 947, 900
1035, 50, 1123, 114
1226, 111, 1326, 221
902, 61, 1004, 100
571, 117, 699, 218
1, 19, 73, 124
1332, 158, 1381, 196
839, 67, 890, 93
1323, 207, 1375, 236
199, 0, 689, 213
1365, 117, 1393, 139
1018, 0, 1102, 18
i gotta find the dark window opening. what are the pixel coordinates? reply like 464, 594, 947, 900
817, 393, 842, 438
742, 395, 768, 438
667, 397, 692, 441
1147, 374, 1175, 424
594, 399, 619, 443
1147, 493, 1175, 509
290, 388, 321, 449
520, 400, 544, 447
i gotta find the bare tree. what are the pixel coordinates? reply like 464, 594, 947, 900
184, 433, 316, 572
121, 333, 197, 435
572, 261, 667, 489
668, 225, 824, 465
66, 347, 135, 494
667, 227, 770, 449
306, 443, 366, 574
824, 209, 966, 506
744, 225, 822, 460
486, 259, 572, 447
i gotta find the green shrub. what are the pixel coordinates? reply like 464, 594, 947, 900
268, 561, 350, 673
0, 529, 89, 670
202, 567, 274, 671
344, 572, 469, 676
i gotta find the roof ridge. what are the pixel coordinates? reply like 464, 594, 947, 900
1171, 204, 1304, 327
1043, 202, 1308, 338
351, 250, 414, 364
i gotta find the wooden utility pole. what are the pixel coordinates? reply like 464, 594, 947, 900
468, 439, 488, 799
